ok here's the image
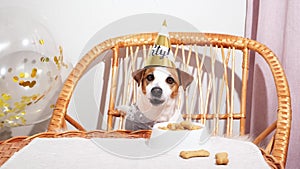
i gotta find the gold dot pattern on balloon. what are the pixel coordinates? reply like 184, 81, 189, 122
34, 94, 44, 104
21, 94, 40, 104
12, 76, 19, 82
13, 102, 26, 110
53, 46, 68, 70
0, 94, 11, 108
54, 56, 60, 69
0, 94, 40, 128
2, 93, 12, 101
39, 39, 45, 45
32, 95, 38, 101
31, 68, 37, 78
12, 68, 38, 88
19, 72, 25, 78
40, 57, 50, 62
19, 80, 37, 88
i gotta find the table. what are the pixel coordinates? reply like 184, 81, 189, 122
0, 134, 270, 169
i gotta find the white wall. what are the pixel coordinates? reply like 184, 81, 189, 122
0, 0, 246, 136
0, 0, 246, 65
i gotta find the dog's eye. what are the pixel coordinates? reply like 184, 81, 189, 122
166, 77, 175, 84
146, 74, 154, 81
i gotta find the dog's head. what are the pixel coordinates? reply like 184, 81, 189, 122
132, 66, 193, 106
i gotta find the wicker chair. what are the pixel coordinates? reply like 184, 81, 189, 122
46, 32, 291, 167
0, 32, 290, 168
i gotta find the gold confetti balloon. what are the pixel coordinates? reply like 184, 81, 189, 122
0, 8, 67, 128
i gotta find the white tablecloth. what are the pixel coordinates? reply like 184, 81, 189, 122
1, 136, 270, 169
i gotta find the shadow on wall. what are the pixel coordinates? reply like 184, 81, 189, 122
91, 47, 243, 131
249, 64, 269, 142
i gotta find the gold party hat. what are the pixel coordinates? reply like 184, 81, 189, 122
132, 20, 194, 90
145, 20, 176, 68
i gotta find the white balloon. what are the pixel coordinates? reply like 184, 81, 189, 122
0, 7, 66, 128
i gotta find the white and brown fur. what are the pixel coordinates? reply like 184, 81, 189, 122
134, 67, 182, 122
118, 66, 193, 130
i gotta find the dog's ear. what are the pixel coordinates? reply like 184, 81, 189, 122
178, 70, 194, 90
132, 69, 145, 86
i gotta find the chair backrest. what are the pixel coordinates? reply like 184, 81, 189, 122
47, 32, 291, 167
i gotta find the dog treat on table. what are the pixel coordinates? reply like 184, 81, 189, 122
179, 149, 210, 159
158, 121, 202, 130
215, 152, 229, 165
175, 123, 185, 130
166, 123, 177, 130
180, 121, 201, 130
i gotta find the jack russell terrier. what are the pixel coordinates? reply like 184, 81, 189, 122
118, 20, 193, 130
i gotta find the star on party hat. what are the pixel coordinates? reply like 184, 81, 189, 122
132, 20, 194, 90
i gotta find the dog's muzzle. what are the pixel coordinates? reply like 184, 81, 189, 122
151, 87, 163, 98
150, 87, 164, 105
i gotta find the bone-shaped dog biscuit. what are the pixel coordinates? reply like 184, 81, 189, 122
179, 149, 210, 159
215, 152, 229, 165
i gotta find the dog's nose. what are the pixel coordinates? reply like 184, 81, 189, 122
151, 87, 163, 98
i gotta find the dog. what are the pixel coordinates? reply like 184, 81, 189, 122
118, 66, 193, 131
116, 20, 194, 130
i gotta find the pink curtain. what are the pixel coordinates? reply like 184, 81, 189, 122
245, 0, 300, 168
